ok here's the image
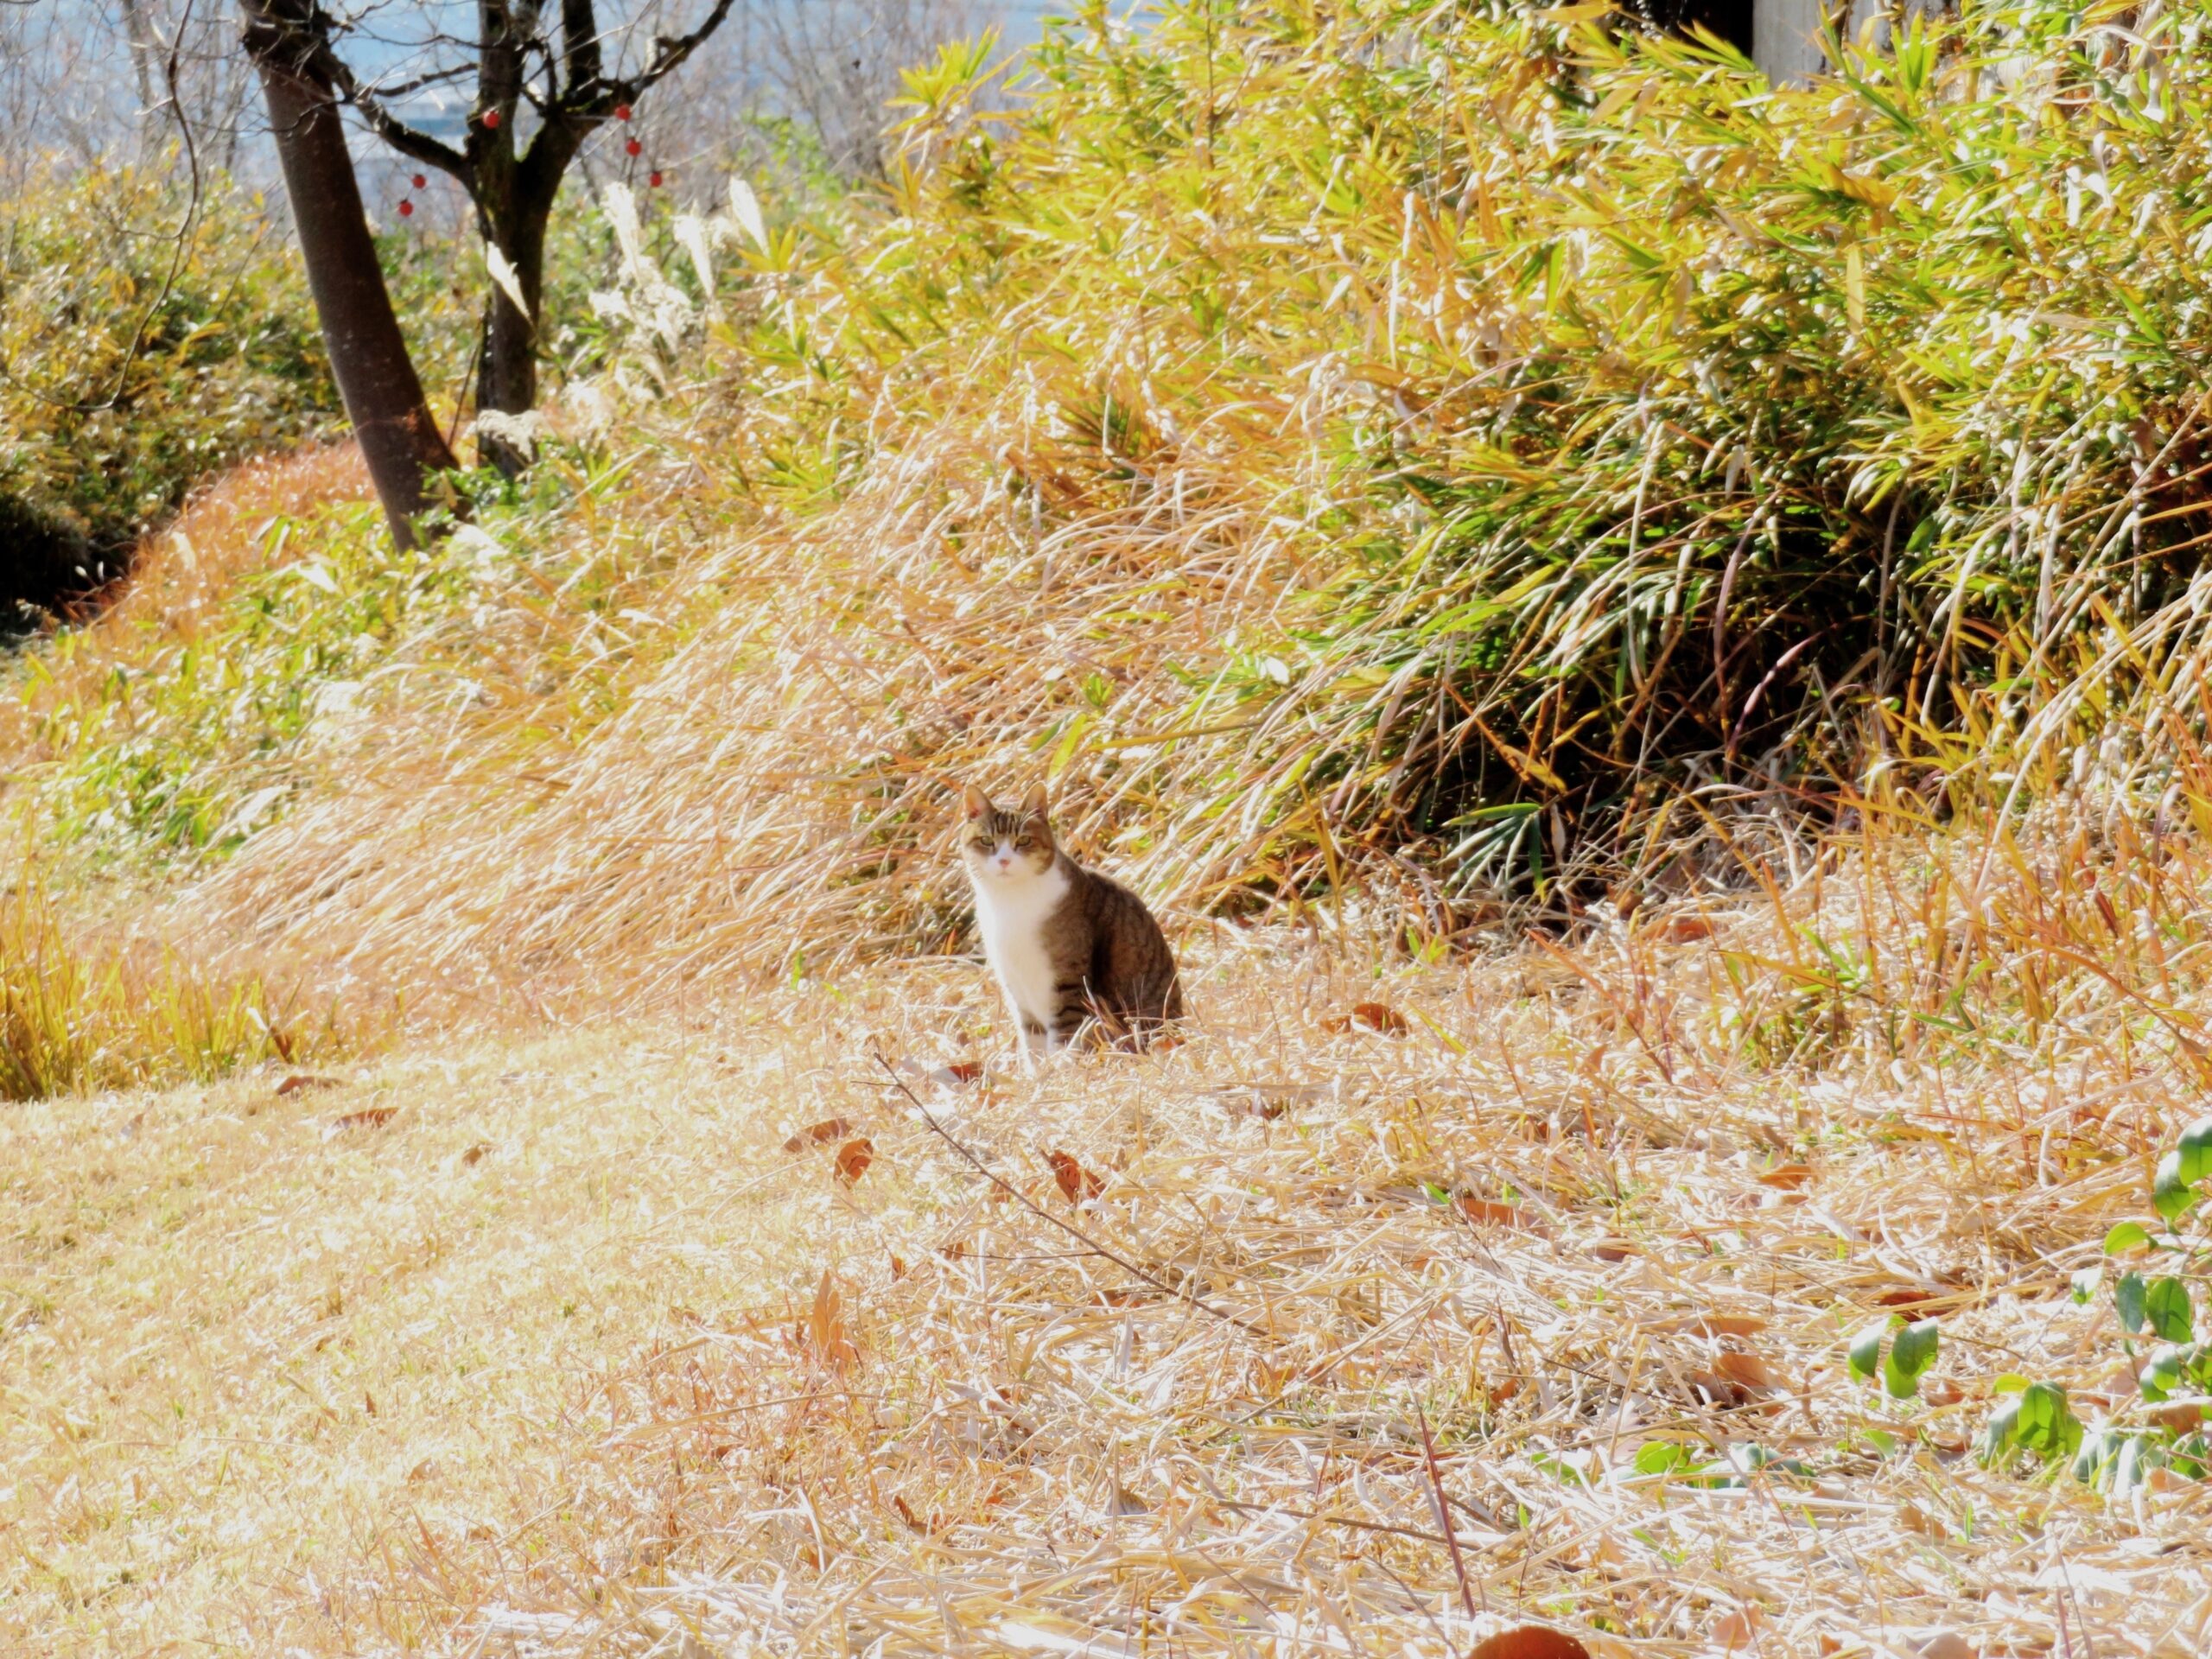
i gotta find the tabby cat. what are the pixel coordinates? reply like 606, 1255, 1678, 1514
958, 784, 1183, 1064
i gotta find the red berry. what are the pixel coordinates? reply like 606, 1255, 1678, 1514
398, 200, 414, 217
625, 137, 641, 156
482, 109, 500, 128
649, 170, 664, 188
614, 103, 632, 122
411, 174, 427, 189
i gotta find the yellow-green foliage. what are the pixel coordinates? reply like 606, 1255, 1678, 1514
17, 0, 2212, 950
0, 879, 328, 1100
677, 0, 2212, 892
0, 164, 340, 558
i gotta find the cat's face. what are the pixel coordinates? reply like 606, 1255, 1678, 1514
960, 785, 1056, 883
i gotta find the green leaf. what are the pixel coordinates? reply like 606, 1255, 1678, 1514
1847, 1322, 1885, 1383
1634, 1441, 1687, 1476
2118, 1271, 2149, 1333
2177, 1117, 2212, 1185
1978, 1401, 2020, 1462
2140, 1344, 2187, 1402
2016, 1382, 2082, 1458
1883, 1318, 1940, 1400
2104, 1221, 2152, 1255
2070, 1266, 2102, 1305
2154, 1149, 2201, 1226
2145, 1277, 2195, 1344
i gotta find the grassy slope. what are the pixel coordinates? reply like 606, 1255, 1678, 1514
14, 4, 2212, 1654
6, 920, 2210, 1656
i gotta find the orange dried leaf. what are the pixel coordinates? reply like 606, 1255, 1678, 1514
276, 1074, 342, 1096
784, 1116, 855, 1153
1325, 1000, 1410, 1035
1648, 1312, 1769, 1338
1874, 1286, 1948, 1309
1469, 1626, 1592, 1659
324, 1106, 397, 1137
834, 1137, 874, 1185
1756, 1162, 1813, 1189
802, 1270, 860, 1368
1456, 1195, 1527, 1228
1048, 1149, 1105, 1204
1713, 1349, 1781, 1389
1712, 1605, 1764, 1653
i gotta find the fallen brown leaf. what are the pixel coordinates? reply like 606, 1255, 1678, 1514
1688, 1370, 1760, 1407
1712, 1604, 1764, 1653
276, 1074, 342, 1096
324, 1106, 397, 1138
2152, 1399, 2209, 1433
1048, 1149, 1105, 1204
834, 1138, 874, 1185
784, 1117, 856, 1153
798, 1270, 859, 1369
1325, 1000, 1411, 1035
1713, 1348, 1782, 1390
1663, 914, 1714, 943
1756, 1162, 1814, 1189
1455, 1195, 1528, 1228
1469, 1625, 1592, 1659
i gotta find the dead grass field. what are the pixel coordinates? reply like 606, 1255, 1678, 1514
6, 917, 2209, 1658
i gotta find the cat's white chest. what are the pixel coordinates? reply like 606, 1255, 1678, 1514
971, 863, 1071, 1028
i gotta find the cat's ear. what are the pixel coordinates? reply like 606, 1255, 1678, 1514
1020, 783, 1050, 823
960, 784, 994, 821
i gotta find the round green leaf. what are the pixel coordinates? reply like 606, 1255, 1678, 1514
2145, 1276, 2195, 1344
1883, 1318, 1940, 1399
2016, 1382, 2082, 1457
2104, 1221, 2152, 1255
2177, 1117, 2212, 1186
2154, 1150, 2201, 1225
1847, 1321, 1885, 1383
2118, 1270, 2149, 1334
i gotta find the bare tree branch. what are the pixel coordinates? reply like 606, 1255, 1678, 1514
240, 0, 473, 181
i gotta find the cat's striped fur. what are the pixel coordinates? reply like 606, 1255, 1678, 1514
959, 784, 1182, 1064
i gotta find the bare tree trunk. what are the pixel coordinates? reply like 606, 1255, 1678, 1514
475, 212, 545, 472
242, 0, 457, 546
471, 121, 577, 475
118, 0, 163, 134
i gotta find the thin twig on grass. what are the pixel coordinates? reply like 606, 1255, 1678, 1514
873, 1050, 1267, 1338
1416, 1402, 1480, 1622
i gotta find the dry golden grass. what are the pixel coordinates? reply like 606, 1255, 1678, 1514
0, 442, 371, 745
183, 424, 1316, 1014
7, 880, 2210, 1656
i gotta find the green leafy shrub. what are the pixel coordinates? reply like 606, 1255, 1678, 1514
0, 163, 342, 595
669, 0, 2212, 895
1981, 1120, 2212, 1491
